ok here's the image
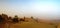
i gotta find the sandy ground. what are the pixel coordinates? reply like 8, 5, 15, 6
4, 22, 56, 28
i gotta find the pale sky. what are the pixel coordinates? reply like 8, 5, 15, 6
0, 0, 60, 19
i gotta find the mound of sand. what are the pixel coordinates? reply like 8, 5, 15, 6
10, 22, 55, 28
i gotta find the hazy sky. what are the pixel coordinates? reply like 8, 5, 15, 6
0, 0, 60, 19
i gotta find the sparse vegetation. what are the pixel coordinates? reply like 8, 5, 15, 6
0, 14, 59, 28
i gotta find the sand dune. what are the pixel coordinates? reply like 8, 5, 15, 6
9, 22, 56, 28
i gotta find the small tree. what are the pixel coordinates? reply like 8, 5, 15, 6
31, 16, 34, 19
12, 15, 19, 23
